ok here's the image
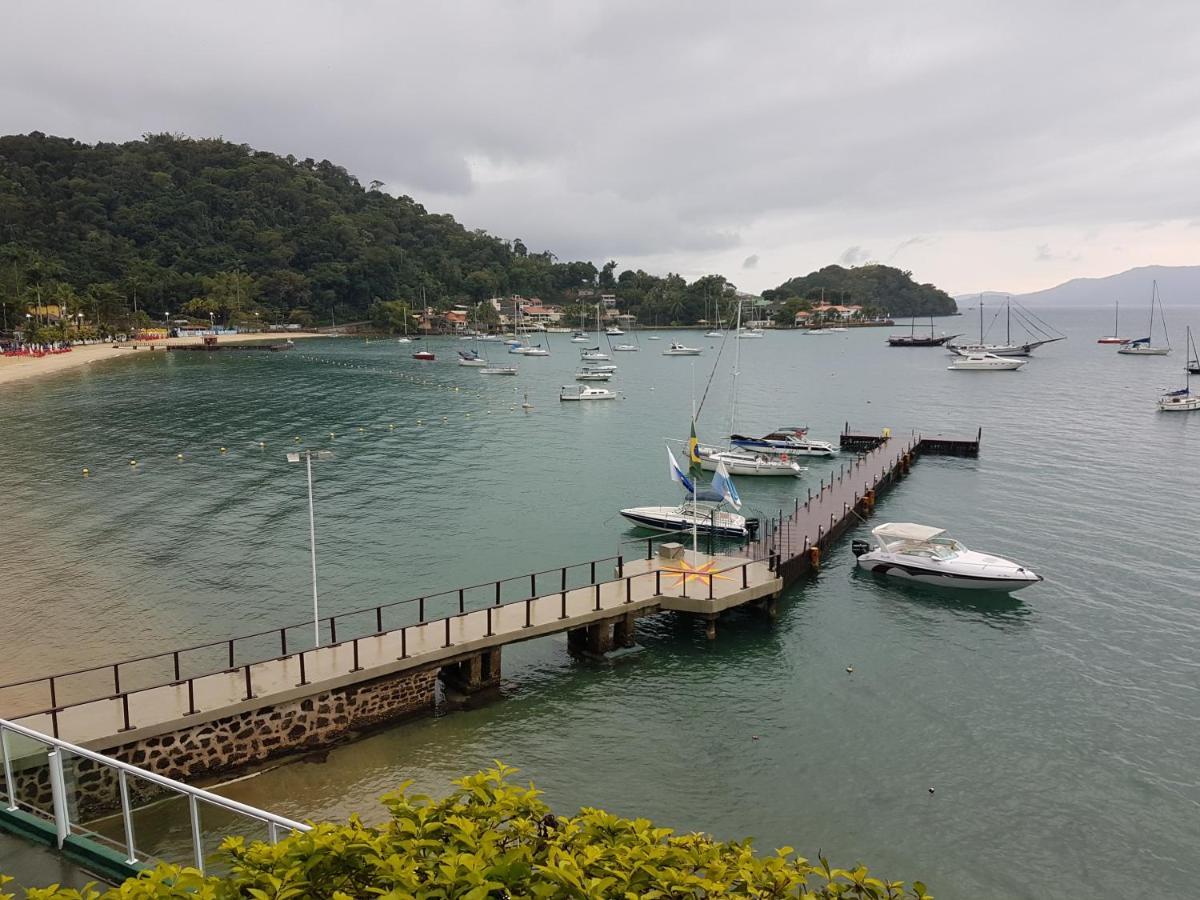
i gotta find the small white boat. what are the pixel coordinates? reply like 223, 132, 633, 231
510, 344, 550, 356
662, 341, 702, 356
804, 328, 835, 335
560, 385, 618, 401
737, 328, 766, 339
480, 365, 518, 376
476, 334, 503, 342
571, 332, 589, 343
586, 363, 618, 372
606, 326, 625, 336
1118, 281, 1171, 355
457, 350, 487, 367
829, 327, 848, 333
611, 343, 639, 352
396, 337, 412, 344
697, 446, 804, 477
580, 347, 610, 361
853, 523, 1041, 591
1158, 327, 1200, 410
575, 368, 612, 381
1118, 340, 1170, 356
646, 335, 662, 341
620, 497, 753, 539
947, 352, 1026, 371
705, 330, 724, 338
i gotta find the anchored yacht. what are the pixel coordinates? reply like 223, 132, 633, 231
853, 523, 1042, 591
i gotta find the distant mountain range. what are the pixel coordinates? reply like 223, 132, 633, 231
957, 265, 1200, 307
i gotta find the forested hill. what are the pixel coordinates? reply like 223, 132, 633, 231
764, 264, 957, 317
0, 132, 601, 325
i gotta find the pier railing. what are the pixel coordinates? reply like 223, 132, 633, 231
0, 552, 770, 739
1, 717, 309, 875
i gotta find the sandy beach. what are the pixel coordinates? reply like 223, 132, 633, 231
0, 332, 325, 387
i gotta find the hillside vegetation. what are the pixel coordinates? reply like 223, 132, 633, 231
765, 264, 957, 317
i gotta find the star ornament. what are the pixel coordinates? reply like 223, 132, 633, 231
663, 559, 734, 588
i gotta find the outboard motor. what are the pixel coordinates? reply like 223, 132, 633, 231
745, 517, 760, 541
851, 539, 871, 558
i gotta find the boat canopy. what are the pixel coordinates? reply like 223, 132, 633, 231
872, 522, 946, 542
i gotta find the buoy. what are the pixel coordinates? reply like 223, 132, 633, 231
846, 665, 854, 674
928, 787, 935, 795
295, 436, 301, 442
176, 453, 184, 460
752, 735, 760, 741
220, 447, 227, 453
358, 427, 364, 432
82, 468, 89, 476
259, 441, 265, 447
388, 424, 395, 430
129, 459, 137, 466
329, 432, 335, 438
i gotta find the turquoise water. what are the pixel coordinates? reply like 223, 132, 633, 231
2, 313, 1198, 898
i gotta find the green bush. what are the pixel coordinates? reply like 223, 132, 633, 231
4, 765, 929, 899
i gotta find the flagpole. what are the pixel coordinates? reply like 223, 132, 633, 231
691, 362, 698, 564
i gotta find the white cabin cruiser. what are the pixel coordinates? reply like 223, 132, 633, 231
853, 523, 1042, 591
730, 427, 838, 458
606, 326, 625, 336
580, 347, 610, 361
479, 364, 518, 375
560, 384, 618, 401
662, 341, 702, 356
737, 328, 766, 339
575, 368, 612, 381
571, 332, 589, 343
612, 343, 639, 352
947, 352, 1026, 371
620, 493, 756, 539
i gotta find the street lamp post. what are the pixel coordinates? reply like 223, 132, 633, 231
286, 449, 334, 647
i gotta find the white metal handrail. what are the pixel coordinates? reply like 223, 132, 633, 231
0, 717, 310, 875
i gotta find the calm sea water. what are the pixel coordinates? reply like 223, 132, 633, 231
2, 310, 1198, 898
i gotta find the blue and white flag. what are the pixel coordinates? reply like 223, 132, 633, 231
667, 445, 695, 493
712, 459, 742, 510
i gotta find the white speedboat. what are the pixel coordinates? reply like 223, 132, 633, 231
396, 337, 412, 344
662, 341, 702, 356
853, 523, 1042, 591
730, 427, 837, 458
560, 385, 618, 401
620, 497, 754, 539
571, 332, 589, 343
705, 330, 724, 338
612, 343, 639, 352
586, 363, 618, 372
575, 368, 612, 381
480, 365, 518, 375
737, 328, 766, 339
606, 326, 625, 336
510, 344, 550, 356
646, 335, 662, 341
804, 328, 835, 335
947, 352, 1026, 371
580, 347, 610, 361
457, 350, 488, 367
696, 446, 804, 477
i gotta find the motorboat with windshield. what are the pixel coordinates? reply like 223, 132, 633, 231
737, 328, 766, 339
852, 522, 1042, 591
729, 426, 837, 458
947, 352, 1026, 371
575, 367, 612, 381
662, 341, 702, 356
620, 489, 756, 539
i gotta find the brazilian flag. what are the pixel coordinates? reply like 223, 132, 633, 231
687, 420, 702, 478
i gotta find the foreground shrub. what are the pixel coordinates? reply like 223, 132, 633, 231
5, 764, 929, 898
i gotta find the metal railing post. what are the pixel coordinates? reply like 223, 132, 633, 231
48, 748, 69, 848
189, 794, 204, 874
1, 726, 15, 811
118, 769, 137, 864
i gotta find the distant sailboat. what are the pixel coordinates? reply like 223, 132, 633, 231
1117, 281, 1171, 355
1158, 327, 1200, 411
1097, 301, 1128, 344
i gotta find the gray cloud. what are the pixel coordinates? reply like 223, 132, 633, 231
3, 0, 1199, 291
742, 254, 759, 270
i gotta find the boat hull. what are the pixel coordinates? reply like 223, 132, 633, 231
1117, 346, 1171, 355
698, 451, 803, 477
619, 507, 748, 538
730, 438, 837, 458
855, 557, 1042, 591
1158, 396, 1200, 411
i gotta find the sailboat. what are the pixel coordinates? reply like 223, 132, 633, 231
397, 297, 414, 343
887, 315, 959, 347
1097, 301, 1129, 344
581, 303, 611, 360
1158, 327, 1200, 411
705, 293, 724, 338
1117, 281, 1171, 355
695, 300, 804, 477
508, 300, 551, 356
948, 298, 1065, 356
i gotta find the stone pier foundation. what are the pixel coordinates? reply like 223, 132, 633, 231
439, 649, 502, 694
568, 621, 614, 656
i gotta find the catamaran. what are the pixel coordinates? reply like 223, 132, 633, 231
1117, 280, 1171, 355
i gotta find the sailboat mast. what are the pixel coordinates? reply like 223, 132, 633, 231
979, 299, 984, 343
1114, 300, 1119, 337
1006, 300, 1011, 345
691, 361, 698, 562
728, 299, 743, 448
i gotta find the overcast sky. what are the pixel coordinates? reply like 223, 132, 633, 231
3, 0, 1199, 295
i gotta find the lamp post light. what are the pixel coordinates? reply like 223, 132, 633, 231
286, 449, 334, 648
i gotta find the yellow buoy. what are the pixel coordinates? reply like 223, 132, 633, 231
176, 453, 184, 460
388, 424, 395, 430
295, 436, 301, 442
329, 432, 335, 438
220, 447, 227, 453
82, 468, 89, 476
129, 459, 137, 466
